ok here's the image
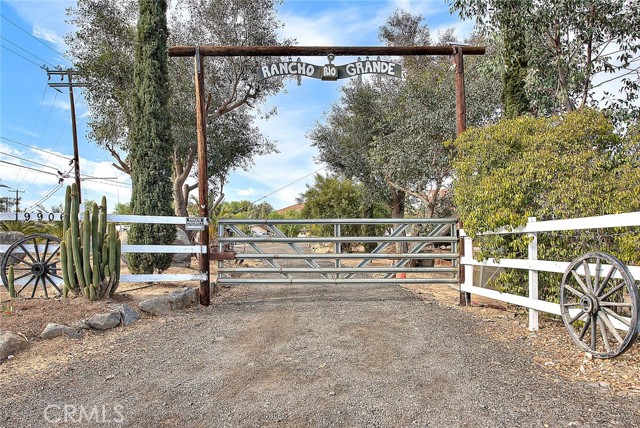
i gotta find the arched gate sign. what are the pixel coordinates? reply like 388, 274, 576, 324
168, 45, 485, 305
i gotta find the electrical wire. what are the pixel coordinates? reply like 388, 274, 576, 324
0, 136, 72, 161
0, 14, 70, 60
0, 160, 62, 178
0, 36, 56, 68
24, 183, 64, 212
28, 84, 49, 145
0, 43, 43, 67
0, 150, 63, 172
20, 91, 59, 187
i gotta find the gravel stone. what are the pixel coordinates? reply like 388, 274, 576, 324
1, 283, 639, 427
40, 323, 78, 339
0, 331, 28, 361
86, 311, 121, 330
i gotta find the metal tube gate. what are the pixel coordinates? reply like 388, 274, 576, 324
215, 218, 459, 286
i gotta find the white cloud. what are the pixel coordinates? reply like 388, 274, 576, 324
237, 188, 258, 197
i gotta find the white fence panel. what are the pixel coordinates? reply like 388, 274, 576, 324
460, 211, 640, 331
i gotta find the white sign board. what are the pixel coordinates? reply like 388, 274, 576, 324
185, 217, 206, 230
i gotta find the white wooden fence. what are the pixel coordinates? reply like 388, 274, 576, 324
460, 211, 640, 331
0, 213, 208, 285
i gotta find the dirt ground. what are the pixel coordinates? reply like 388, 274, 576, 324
2, 257, 639, 398
2, 280, 640, 427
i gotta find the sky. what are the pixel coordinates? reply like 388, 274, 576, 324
0, 0, 472, 213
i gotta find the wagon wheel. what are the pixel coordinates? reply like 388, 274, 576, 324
1, 234, 63, 298
560, 252, 639, 359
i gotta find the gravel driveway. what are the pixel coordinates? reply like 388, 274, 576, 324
2, 281, 639, 427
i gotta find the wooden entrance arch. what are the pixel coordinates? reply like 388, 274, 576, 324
168, 45, 486, 305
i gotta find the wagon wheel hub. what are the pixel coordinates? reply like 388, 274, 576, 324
579, 294, 599, 315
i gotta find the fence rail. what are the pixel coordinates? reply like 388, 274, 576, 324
217, 218, 459, 286
460, 211, 640, 331
1, 213, 208, 287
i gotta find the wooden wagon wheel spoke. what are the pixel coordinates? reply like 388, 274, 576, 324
595, 265, 617, 296
597, 316, 611, 353
18, 242, 38, 264
564, 282, 585, 298
602, 307, 632, 327
600, 311, 624, 344
1, 234, 63, 299
571, 270, 590, 295
560, 252, 639, 359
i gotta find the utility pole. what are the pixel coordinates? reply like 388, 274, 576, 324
8, 189, 25, 219
46, 68, 87, 202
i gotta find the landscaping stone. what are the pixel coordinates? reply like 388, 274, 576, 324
86, 311, 121, 330
40, 323, 79, 339
171, 228, 193, 267
138, 296, 172, 316
115, 304, 141, 326
0, 330, 28, 361
138, 288, 198, 316
168, 287, 198, 309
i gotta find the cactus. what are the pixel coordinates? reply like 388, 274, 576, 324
8, 266, 16, 299
60, 185, 120, 300
63, 186, 71, 236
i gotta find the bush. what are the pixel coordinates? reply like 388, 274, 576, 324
451, 109, 640, 300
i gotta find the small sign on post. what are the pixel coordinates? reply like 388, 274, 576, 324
185, 217, 206, 231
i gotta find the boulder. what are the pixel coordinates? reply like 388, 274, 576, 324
138, 296, 171, 316
0, 330, 28, 361
86, 311, 121, 330
171, 228, 193, 267
138, 288, 198, 316
40, 323, 80, 339
114, 304, 141, 326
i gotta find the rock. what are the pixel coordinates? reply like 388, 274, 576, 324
168, 288, 198, 309
40, 323, 78, 339
0, 231, 26, 266
115, 304, 141, 326
139, 296, 172, 316
171, 228, 193, 267
139, 288, 199, 316
0, 330, 28, 361
86, 311, 122, 330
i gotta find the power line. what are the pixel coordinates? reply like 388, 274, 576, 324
0, 160, 63, 178
20, 90, 59, 187
0, 136, 72, 161
28, 84, 49, 146
0, 36, 56, 68
24, 183, 64, 212
0, 14, 70, 60
0, 150, 64, 172
0, 43, 43, 67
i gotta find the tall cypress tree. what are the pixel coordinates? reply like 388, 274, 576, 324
128, 0, 175, 273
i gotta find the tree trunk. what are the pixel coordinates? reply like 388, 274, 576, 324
390, 188, 406, 253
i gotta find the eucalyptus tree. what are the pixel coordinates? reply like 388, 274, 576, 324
66, 0, 287, 217
310, 10, 501, 218
450, 0, 640, 121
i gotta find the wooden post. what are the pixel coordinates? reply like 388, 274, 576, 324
454, 47, 467, 136
68, 70, 82, 203
195, 47, 210, 306
454, 47, 471, 306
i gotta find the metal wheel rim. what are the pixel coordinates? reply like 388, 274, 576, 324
1, 234, 63, 298
560, 252, 639, 359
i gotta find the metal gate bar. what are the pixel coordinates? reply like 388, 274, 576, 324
216, 218, 458, 286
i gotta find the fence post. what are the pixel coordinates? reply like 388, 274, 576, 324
528, 217, 538, 331
458, 222, 471, 306
334, 223, 341, 279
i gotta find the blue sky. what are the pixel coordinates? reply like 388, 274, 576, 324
0, 0, 472, 213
